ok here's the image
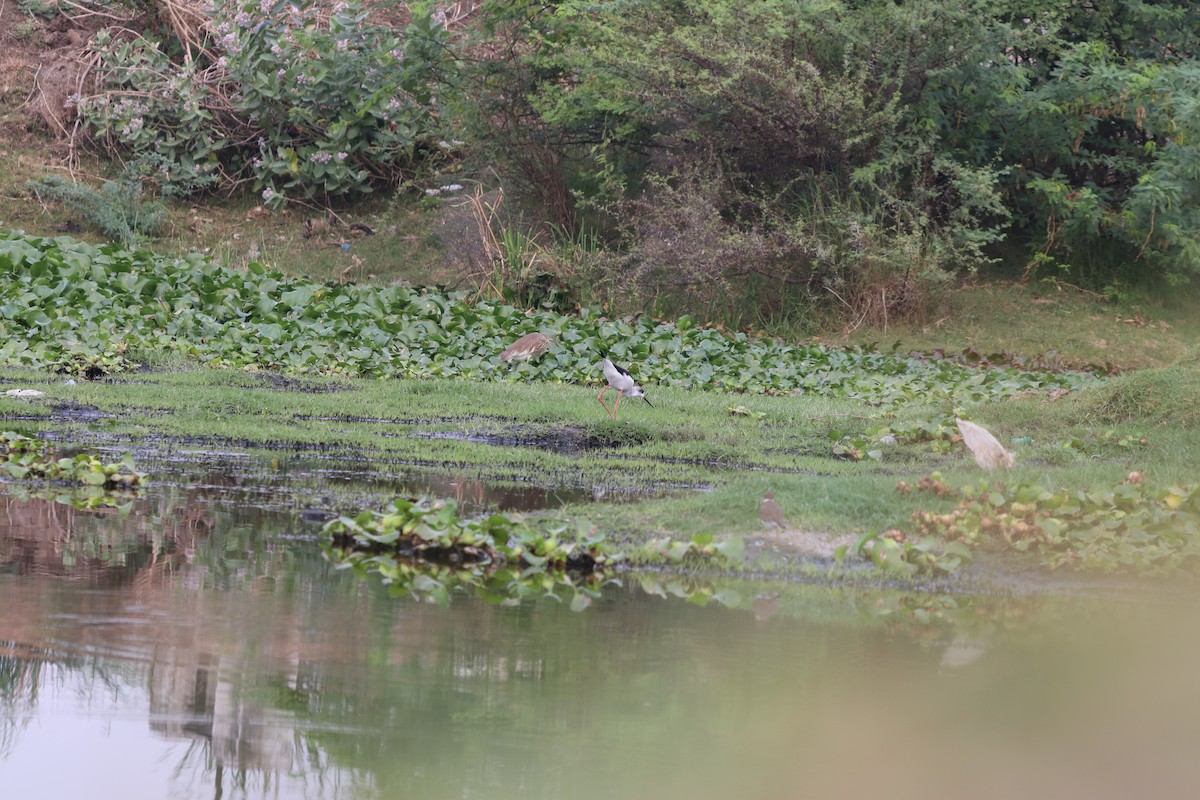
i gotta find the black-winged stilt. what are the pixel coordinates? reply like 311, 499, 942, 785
499, 332, 556, 362
597, 357, 652, 420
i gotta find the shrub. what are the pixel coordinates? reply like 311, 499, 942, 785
12, 18, 41, 43
27, 175, 167, 246
458, 0, 1009, 326
17, 0, 56, 19
78, 0, 453, 208
936, 6, 1200, 285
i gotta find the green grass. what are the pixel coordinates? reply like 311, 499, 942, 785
4, 357, 1196, 579
842, 281, 1200, 370
2, 143, 451, 290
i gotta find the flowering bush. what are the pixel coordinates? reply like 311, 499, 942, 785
78, 33, 226, 197
79, 0, 451, 208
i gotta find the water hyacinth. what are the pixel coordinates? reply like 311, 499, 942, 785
0, 232, 1098, 404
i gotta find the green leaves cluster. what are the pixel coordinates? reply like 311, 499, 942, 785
323, 497, 749, 608
79, 0, 451, 206
324, 497, 616, 571
0, 232, 1096, 405
637, 532, 745, 565
841, 531, 973, 579
910, 477, 1200, 575
79, 32, 225, 197
322, 497, 616, 609
0, 431, 145, 488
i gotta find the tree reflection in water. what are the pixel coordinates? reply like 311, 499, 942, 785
0, 485, 1197, 800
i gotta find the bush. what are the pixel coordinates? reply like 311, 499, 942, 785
78, 0, 453, 208
936, 5, 1200, 285
457, 0, 1009, 326
27, 175, 167, 246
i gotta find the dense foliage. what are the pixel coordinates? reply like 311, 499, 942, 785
949, 1, 1200, 284
904, 474, 1200, 575
322, 497, 741, 608
460, 0, 1010, 319
79, 0, 451, 207
53, 0, 1200, 320
459, 0, 1200, 295
0, 232, 1096, 404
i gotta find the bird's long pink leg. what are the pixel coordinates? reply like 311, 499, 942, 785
597, 385, 612, 416
611, 390, 624, 420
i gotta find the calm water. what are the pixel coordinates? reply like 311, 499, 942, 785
1, 485, 1198, 800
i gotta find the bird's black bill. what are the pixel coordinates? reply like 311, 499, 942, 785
643, 396, 653, 407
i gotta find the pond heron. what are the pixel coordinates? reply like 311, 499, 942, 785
499, 332, 556, 362
955, 418, 1015, 470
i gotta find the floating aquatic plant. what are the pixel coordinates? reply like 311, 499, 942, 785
0, 431, 145, 489
0, 232, 1097, 405
322, 497, 746, 608
902, 474, 1200, 575
840, 530, 973, 577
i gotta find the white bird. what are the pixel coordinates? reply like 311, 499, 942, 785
955, 418, 1015, 470
759, 489, 790, 530
597, 357, 652, 420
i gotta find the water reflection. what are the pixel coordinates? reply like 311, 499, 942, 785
0, 487, 1198, 800
106, 446, 613, 514
0, 492, 213, 583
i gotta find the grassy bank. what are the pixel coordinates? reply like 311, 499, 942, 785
2, 355, 1196, 579
1, 231, 1198, 582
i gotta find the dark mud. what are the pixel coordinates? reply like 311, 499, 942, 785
259, 373, 353, 393
49, 401, 111, 422
415, 424, 625, 454
294, 413, 512, 425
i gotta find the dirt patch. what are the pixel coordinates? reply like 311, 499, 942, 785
0, 2, 106, 137
751, 529, 858, 561
29, 53, 87, 136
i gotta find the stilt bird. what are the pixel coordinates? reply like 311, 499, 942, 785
597, 357, 652, 420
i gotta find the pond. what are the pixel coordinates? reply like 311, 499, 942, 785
1, 482, 1198, 800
